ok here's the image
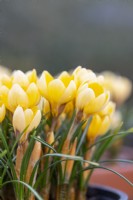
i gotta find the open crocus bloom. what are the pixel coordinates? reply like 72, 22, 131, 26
76, 81, 110, 115
13, 106, 41, 143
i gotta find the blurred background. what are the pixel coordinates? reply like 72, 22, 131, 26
1, 0, 133, 78
0, 1, 133, 197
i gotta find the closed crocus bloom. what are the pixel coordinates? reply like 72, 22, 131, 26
12, 70, 29, 90
38, 71, 76, 116
26, 83, 40, 107
0, 104, 6, 123
13, 106, 41, 142
37, 71, 54, 98
73, 66, 97, 88
87, 114, 111, 140
76, 82, 110, 115
26, 69, 38, 83
48, 79, 76, 104
8, 84, 29, 112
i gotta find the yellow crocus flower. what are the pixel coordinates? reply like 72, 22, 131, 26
8, 84, 29, 112
38, 71, 76, 116
73, 66, 97, 88
13, 106, 41, 143
87, 101, 115, 140
87, 114, 111, 140
37, 71, 54, 98
12, 70, 29, 90
0, 104, 6, 123
76, 82, 110, 115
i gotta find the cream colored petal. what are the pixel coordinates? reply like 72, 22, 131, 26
24, 109, 33, 128
37, 73, 48, 97
98, 101, 116, 117
84, 92, 110, 114
27, 110, 41, 133
47, 79, 65, 103
76, 88, 95, 110
60, 80, 76, 104
12, 70, 29, 89
13, 106, 26, 134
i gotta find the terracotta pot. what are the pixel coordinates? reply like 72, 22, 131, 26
90, 147, 133, 200
87, 185, 128, 200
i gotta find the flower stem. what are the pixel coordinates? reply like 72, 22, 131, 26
56, 184, 69, 200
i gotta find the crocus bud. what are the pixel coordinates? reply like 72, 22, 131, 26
13, 106, 41, 142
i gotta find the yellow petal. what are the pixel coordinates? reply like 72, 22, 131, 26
0, 104, 6, 123
0, 86, 9, 108
27, 83, 40, 107
48, 79, 65, 103
26, 69, 37, 83
58, 71, 73, 87
8, 84, 29, 112
37, 71, 53, 98
60, 80, 76, 104
13, 106, 25, 134
39, 97, 50, 115
89, 82, 104, 97
99, 116, 110, 135
24, 109, 33, 128
87, 114, 101, 139
0, 74, 12, 88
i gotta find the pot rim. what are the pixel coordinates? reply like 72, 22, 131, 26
88, 184, 128, 200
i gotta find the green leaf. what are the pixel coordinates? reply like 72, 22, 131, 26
3, 180, 43, 200
76, 117, 92, 155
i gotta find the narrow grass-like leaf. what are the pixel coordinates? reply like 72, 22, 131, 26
76, 117, 92, 155
3, 180, 43, 200
0, 150, 7, 158
31, 135, 57, 153
100, 159, 133, 164
78, 165, 133, 187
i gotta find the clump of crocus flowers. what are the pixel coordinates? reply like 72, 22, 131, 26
0, 66, 132, 200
